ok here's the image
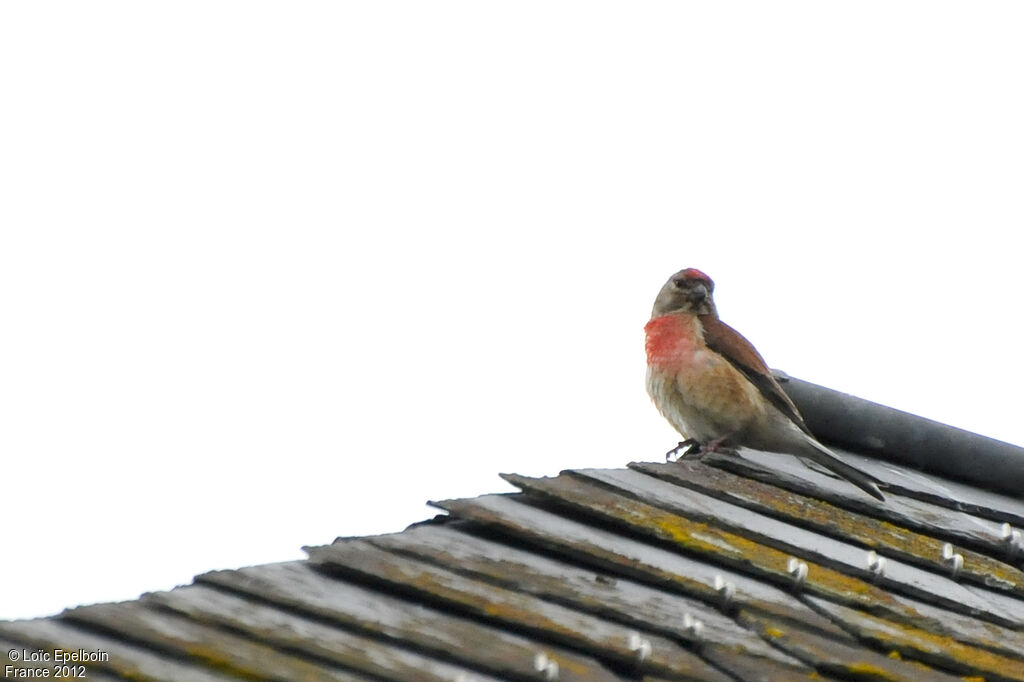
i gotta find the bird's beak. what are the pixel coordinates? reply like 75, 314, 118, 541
687, 283, 708, 304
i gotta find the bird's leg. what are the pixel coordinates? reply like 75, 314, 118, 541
702, 433, 739, 455
667, 434, 739, 462
665, 439, 701, 462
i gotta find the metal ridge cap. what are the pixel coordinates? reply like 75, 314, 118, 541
779, 375, 1024, 499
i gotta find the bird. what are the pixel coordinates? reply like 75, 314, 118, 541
645, 267, 885, 501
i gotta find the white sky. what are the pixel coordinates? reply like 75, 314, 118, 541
2, 2, 1023, 620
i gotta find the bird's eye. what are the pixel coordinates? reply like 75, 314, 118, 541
672, 279, 686, 289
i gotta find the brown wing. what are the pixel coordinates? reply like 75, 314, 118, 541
699, 314, 813, 436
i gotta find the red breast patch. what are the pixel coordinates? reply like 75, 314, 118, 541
645, 314, 701, 368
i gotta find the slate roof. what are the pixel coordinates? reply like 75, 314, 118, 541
4, 377, 1024, 681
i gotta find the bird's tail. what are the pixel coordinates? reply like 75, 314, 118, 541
800, 439, 886, 501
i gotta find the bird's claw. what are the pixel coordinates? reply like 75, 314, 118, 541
666, 439, 704, 462
667, 435, 741, 462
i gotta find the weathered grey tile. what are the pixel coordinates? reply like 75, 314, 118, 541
0, 619, 247, 682
309, 540, 733, 682
197, 560, 622, 682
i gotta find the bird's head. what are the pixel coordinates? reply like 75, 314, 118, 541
651, 268, 717, 317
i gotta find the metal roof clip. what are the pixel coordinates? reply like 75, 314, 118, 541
682, 612, 705, 643
787, 557, 808, 591
627, 631, 653, 666
1002, 523, 1023, 560
941, 543, 964, 580
866, 550, 886, 583
533, 652, 560, 681
713, 573, 736, 610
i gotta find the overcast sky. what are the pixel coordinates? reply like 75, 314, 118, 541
3, 2, 1023, 620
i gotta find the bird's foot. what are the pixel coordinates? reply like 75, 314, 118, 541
665, 439, 703, 462
667, 434, 740, 462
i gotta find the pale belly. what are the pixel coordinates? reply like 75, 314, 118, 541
646, 350, 767, 443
